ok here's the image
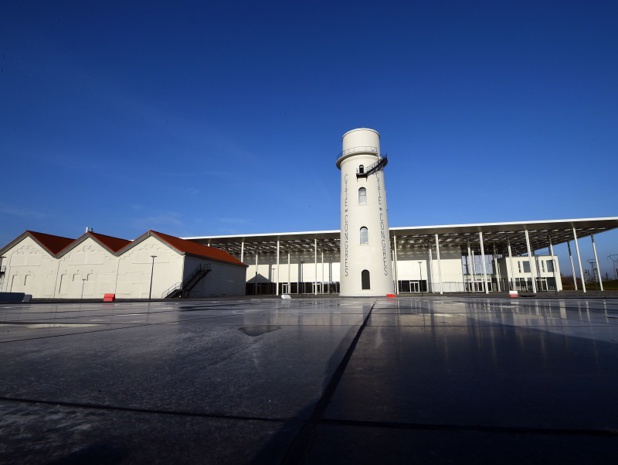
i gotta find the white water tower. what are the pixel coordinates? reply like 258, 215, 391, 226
337, 128, 394, 296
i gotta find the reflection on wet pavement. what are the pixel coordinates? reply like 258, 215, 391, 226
1, 296, 617, 464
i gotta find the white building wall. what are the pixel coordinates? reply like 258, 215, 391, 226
243, 251, 341, 288
3, 231, 561, 299
116, 237, 184, 299
395, 248, 463, 291
396, 251, 427, 280
2, 236, 57, 298
236, 248, 566, 295
331, 261, 341, 282
245, 257, 272, 284
499, 256, 562, 291
0, 233, 248, 299
56, 238, 119, 299
184, 256, 246, 297
430, 247, 463, 292
242, 251, 471, 293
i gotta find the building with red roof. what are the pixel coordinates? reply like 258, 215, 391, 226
0, 230, 247, 300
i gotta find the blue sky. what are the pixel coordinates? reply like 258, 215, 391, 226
1, 1, 617, 275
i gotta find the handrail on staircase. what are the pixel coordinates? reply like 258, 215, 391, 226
161, 264, 212, 298
162, 282, 182, 299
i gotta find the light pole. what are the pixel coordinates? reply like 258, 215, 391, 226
149, 255, 157, 300
418, 261, 423, 296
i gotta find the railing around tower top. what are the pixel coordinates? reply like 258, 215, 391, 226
337, 145, 378, 161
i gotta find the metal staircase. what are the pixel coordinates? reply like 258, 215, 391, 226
162, 264, 211, 298
357, 155, 388, 178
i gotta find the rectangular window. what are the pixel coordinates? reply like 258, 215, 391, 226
547, 260, 555, 272
522, 261, 530, 273
517, 261, 521, 273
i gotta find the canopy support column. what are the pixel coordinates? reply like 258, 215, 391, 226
467, 241, 473, 292
479, 232, 489, 294
276, 240, 280, 296
321, 247, 325, 294
573, 228, 586, 293
314, 238, 318, 295
591, 234, 604, 291
493, 244, 501, 292
524, 229, 537, 294
548, 236, 559, 292
428, 246, 434, 292
435, 234, 443, 295
254, 253, 259, 295
507, 239, 515, 291
393, 236, 399, 294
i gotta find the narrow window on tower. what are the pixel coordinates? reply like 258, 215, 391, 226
361, 270, 370, 289
358, 165, 364, 174
360, 227, 368, 244
358, 187, 367, 205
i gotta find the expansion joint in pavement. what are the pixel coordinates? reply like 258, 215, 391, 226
280, 299, 377, 464
0, 395, 290, 423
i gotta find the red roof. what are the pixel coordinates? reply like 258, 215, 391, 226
89, 232, 132, 252
27, 231, 75, 254
151, 231, 246, 266
1, 229, 246, 267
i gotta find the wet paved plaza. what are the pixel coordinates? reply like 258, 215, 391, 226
1, 296, 618, 464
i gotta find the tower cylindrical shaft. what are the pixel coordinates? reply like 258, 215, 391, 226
337, 128, 394, 296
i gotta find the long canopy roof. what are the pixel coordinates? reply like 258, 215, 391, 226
185, 217, 618, 257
